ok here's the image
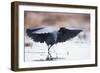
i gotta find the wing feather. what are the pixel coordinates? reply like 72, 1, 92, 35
57, 28, 82, 43
26, 29, 49, 43
26, 29, 55, 46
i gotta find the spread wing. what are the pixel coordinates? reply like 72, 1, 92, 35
57, 28, 82, 43
26, 29, 49, 43
26, 29, 55, 46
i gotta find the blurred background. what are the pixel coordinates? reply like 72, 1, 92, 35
24, 11, 90, 31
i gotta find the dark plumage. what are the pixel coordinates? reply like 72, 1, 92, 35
26, 27, 82, 60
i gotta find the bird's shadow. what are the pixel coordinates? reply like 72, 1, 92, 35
32, 57, 65, 61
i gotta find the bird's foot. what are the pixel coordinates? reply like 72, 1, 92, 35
46, 57, 53, 61
46, 55, 53, 61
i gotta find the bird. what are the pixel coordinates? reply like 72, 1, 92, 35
26, 26, 82, 60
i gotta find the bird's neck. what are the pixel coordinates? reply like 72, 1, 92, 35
52, 31, 59, 42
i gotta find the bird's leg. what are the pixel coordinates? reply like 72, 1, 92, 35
46, 45, 53, 60
48, 47, 52, 58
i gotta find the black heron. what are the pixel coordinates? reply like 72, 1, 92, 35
26, 27, 82, 60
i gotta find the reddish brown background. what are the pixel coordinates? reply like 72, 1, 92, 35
24, 11, 90, 31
